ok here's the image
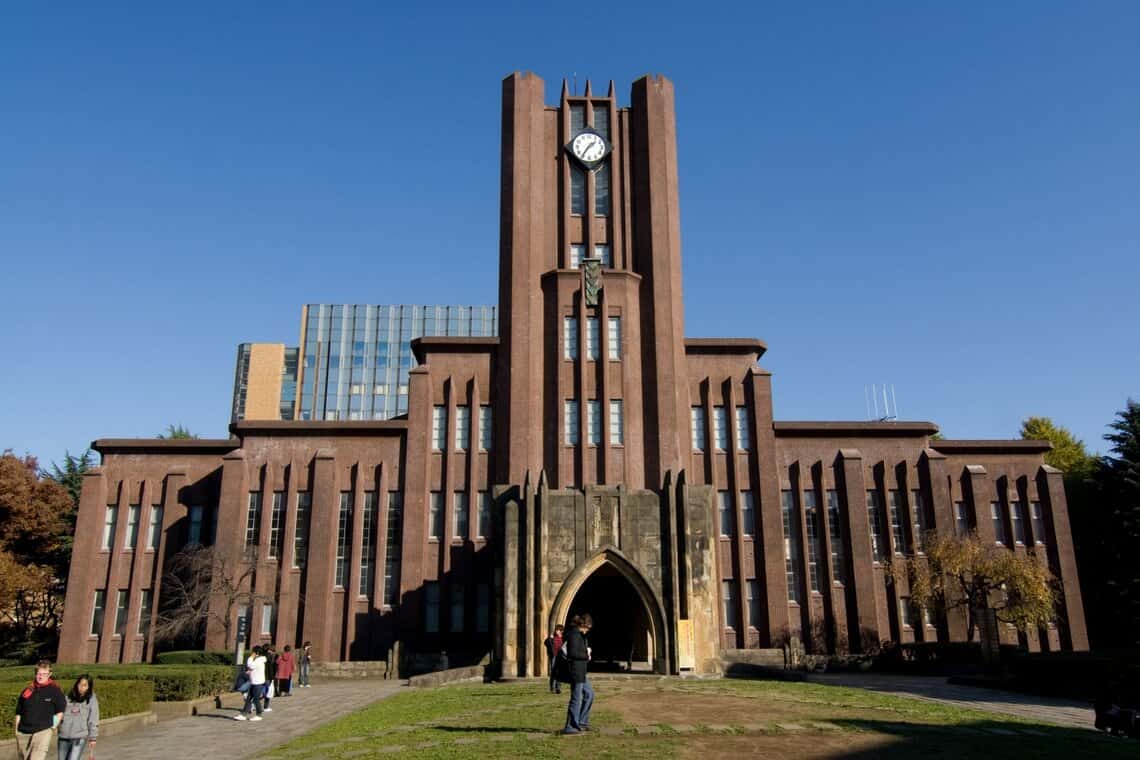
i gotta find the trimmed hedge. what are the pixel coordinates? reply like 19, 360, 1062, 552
0, 664, 232, 702
0, 678, 154, 740
875, 641, 1023, 674
155, 650, 233, 666
1006, 650, 1140, 703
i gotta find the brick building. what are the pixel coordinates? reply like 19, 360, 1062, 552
58, 73, 1087, 672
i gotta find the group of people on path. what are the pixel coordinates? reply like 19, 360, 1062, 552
545, 613, 595, 735
13, 660, 99, 760
235, 641, 313, 721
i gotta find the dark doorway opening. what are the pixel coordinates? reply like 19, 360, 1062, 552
566, 564, 653, 673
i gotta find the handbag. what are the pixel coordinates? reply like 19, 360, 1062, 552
266, 680, 275, 699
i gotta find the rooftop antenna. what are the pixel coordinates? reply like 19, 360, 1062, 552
572, 72, 578, 96
865, 383, 899, 422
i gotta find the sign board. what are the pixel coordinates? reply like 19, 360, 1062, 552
677, 619, 695, 670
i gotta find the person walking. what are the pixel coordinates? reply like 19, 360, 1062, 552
234, 646, 267, 721
297, 642, 312, 688
276, 645, 295, 697
262, 645, 278, 712
544, 624, 565, 694
14, 660, 66, 760
57, 675, 99, 760
561, 613, 594, 735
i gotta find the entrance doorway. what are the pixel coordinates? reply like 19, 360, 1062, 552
566, 564, 654, 673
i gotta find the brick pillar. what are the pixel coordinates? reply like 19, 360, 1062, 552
1037, 465, 1089, 651
145, 469, 187, 655
965, 466, 995, 544
97, 478, 131, 663
302, 449, 338, 662
206, 450, 248, 651
839, 449, 878, 652
58, 468, 108, 663
749, 370, 787, 646
920, 450, 966, 641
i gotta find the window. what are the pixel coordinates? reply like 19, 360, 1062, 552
268, 492, 285, 559
718, 491, 733, 537
477, 491, 491, 539
911, 490, 927, 552
245, 492, 262, 547
827, 489, 846, 585
383, 492, 403, 607
450, 584, 465, 633
261, 603, 274, 635
454, 491, 469, 540
294, 492, 311, 568
114, 590, 128, 637
425, 582, 440, 633
713, 406, 729, 450
138, 589, 153, 636
587, 400, 602, 445
585, 317, 600, 360
954, 501, 969, 537
432, 406, 447, 451
455, 406, 470, 450
569, 244, 585, 269
147, 505, 163, 550
607, 317, 621, 360
1011, 500, 1026, 544
691, 407, 706, 451
899, 598, 913, 628
594, 243, 612, 266
735, 408, 751, 451
922, 605, 935, 628
781, 490, 801, 602
335, 492, 352, 587
747, 580, 762, 628
91, 590, 105, 636
565, 401, 579, 445
991, 502, 1008, 545
188, 505, 204, 546
479, 406, 492, 451
359, 492, 378, 597
564, 317, 578, 360
722, 580, 739, 629
741, 491, 756, 536
476, 583, 490, 633
429, 492, 444, 539
102, 506, 117, 550
804, 490, 821, 592
124, 505, 140, 550
609, 400, 624, 445
867, 490, 885, 561
888, 490, 907, 554
570, 165, 585, 214
595, 163, 611, 216
1030, 501, 1046, 544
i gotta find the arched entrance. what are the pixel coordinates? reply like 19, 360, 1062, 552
549, 547, 669, 674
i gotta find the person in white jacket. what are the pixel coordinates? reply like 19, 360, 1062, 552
235, 646, 268, 721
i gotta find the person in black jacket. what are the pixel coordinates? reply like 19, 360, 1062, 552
561, 613, 594, 735
14, 659, 67, 760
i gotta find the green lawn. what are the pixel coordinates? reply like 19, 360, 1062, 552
260, 677, 1130, 759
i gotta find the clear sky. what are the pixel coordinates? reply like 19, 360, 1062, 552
2, 1, 1136, 467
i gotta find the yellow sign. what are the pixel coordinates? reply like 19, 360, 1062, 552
677, 619, 695, 670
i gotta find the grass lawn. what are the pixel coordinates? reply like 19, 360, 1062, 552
260, 677, 1130, 759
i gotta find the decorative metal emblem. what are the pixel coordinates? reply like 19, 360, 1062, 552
583, 257, 601, 306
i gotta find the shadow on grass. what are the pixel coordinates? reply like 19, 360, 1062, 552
424, 725, 554, 734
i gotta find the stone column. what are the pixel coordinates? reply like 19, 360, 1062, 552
749, 370, 787, 646
839, 450, 878, 652
1037, 465, 1089, 650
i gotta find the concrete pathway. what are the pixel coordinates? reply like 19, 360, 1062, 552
91, 679, 405, 760
805, 672, 1095, 730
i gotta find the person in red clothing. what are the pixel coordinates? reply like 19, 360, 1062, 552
275, 645, 296, 696
13, 659, 66, 760
544, 624, 565, 695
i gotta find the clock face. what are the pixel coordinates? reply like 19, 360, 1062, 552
572, 132, 607, 163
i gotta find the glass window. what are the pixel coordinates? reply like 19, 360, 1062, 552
735, 408, 751, 451
147, 505, 163, 550
261, 603, 274, 635
1011, 500, 1026, 544
268, 492, 285, 559
911, 490, 927, 552
455, 406, 470, 451
691, 407, 706, 451
565, 400, 579, 445
594, 243, 612, 267
476, 583, 490, 633
741, 491, 756, 536
954, 501, 969, 537
359, 492, 378, 597
781, 490, 801, 602
569, 244, 585, 269
595, 163, 611, 216
424, 582, 440, 633
102, 505, 117, 550
90, 590, 105, 636
477, 491, 491, 539
294, 492, 311, 568
570, 165, 585, 215
888, 490, 907, 554
454, 491, 469, 540
991, 502, 1008, 545
383, 492, 403, 607
138, 589, 153, 636
124, 505, 140, 550
429, 492, 444, 540
899, 598, 913, 628
585, 317, 600, 360
747, 579, 762, 628
827, 489, 845, 585
713, 406, 729, 450
922, 605, 935, 628
587, 400, 602, 445
564, 317, 578, 360
432, 406, 447, 451
718, 491, 733, 537
722, 580, 738, 629
867, 490, 885, 561
609, 400, 624, 445
570, 103, 585, 133
1030, 501, 1046, 544
114, 590, 128, 637
335, 492, 352, 587
188, 505, 203, 546
245, 493, 261, 548
479, 406, 492, 451
804, 490, 821, 592
450, 584, 465, 633
607, 317, 621, 360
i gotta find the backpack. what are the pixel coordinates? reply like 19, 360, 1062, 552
553, 642, 573, 684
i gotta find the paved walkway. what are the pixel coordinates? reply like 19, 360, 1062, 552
92, 679, 405, 760
805, 672, 1095, 730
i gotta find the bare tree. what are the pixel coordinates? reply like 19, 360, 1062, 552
153, 543, 271, 649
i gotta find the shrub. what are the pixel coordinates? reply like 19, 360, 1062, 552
1006, 650, 1140, 703
155, 650, 233, 666
0, 679, 154, 740
0, 664, 232, 702
875, 641, 1023, 674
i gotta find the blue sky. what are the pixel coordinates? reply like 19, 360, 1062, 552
1, 2, 1136, 466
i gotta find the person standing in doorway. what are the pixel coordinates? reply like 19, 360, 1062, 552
561, 613, 594, 735
298, 641, 313, 687
57, 675, 98, 760
276, 645, 295, 697
544, 624, 565, 694
13, 660, 66, 760
234, 646, 267, 721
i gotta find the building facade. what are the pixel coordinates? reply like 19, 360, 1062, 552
59, 73, 1088, 673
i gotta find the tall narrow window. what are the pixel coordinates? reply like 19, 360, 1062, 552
609, 400, 624, 445
188, 505, 203, 546
911, 490, 927, 552
899, 598, 913, 628
565, 401, 579, 445
1030, 501, 1046, 544
424, 582, 440, 633
245, 493, 262, 548
867, 490, 885, 561
124, 504, 140, 550
804, 489, 822, 592
564, 317, 578, 360
432, 406, 447, 451
261, 603, 274, 635
607, 317, 621, 360
718, 491, 733, 537
888, 490, 907, 554
781, 490, 802, 602
747, 580, 762, 628
735, 408, 751, 451
479, 406, 492, 451
294, 492, 311, 568
138, 589, 153, 636
570, 165, 585, 215
713, 406, 729, 450
359, 492, 378, 597
335, 492, 352, 587
477, 491, 491, 539
827, 489, 846, 585
383, 492, 403, 607
450, 584, 465, 633
691, 407, 706, 451
587, 400, 602, 445
147, 505, 163, 550
594, 163, 611, 216
455, 406, 470, 451
991, 502, 1008, 545
569, 244, 585, 269
722, 580, 739, 629
453, 491, 469, 540
1011, 500, 1026, 544
585, 317, 600, 360
954, 501, 969, 537
268, 492, 285, 559
594, 242, 612, 267
102, 506, 117, 550
476, 583, 490, 633
429, 492, 444, 539
741, 491, 756, 536
90, 590, 105, 636
114, 590, 129, 636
